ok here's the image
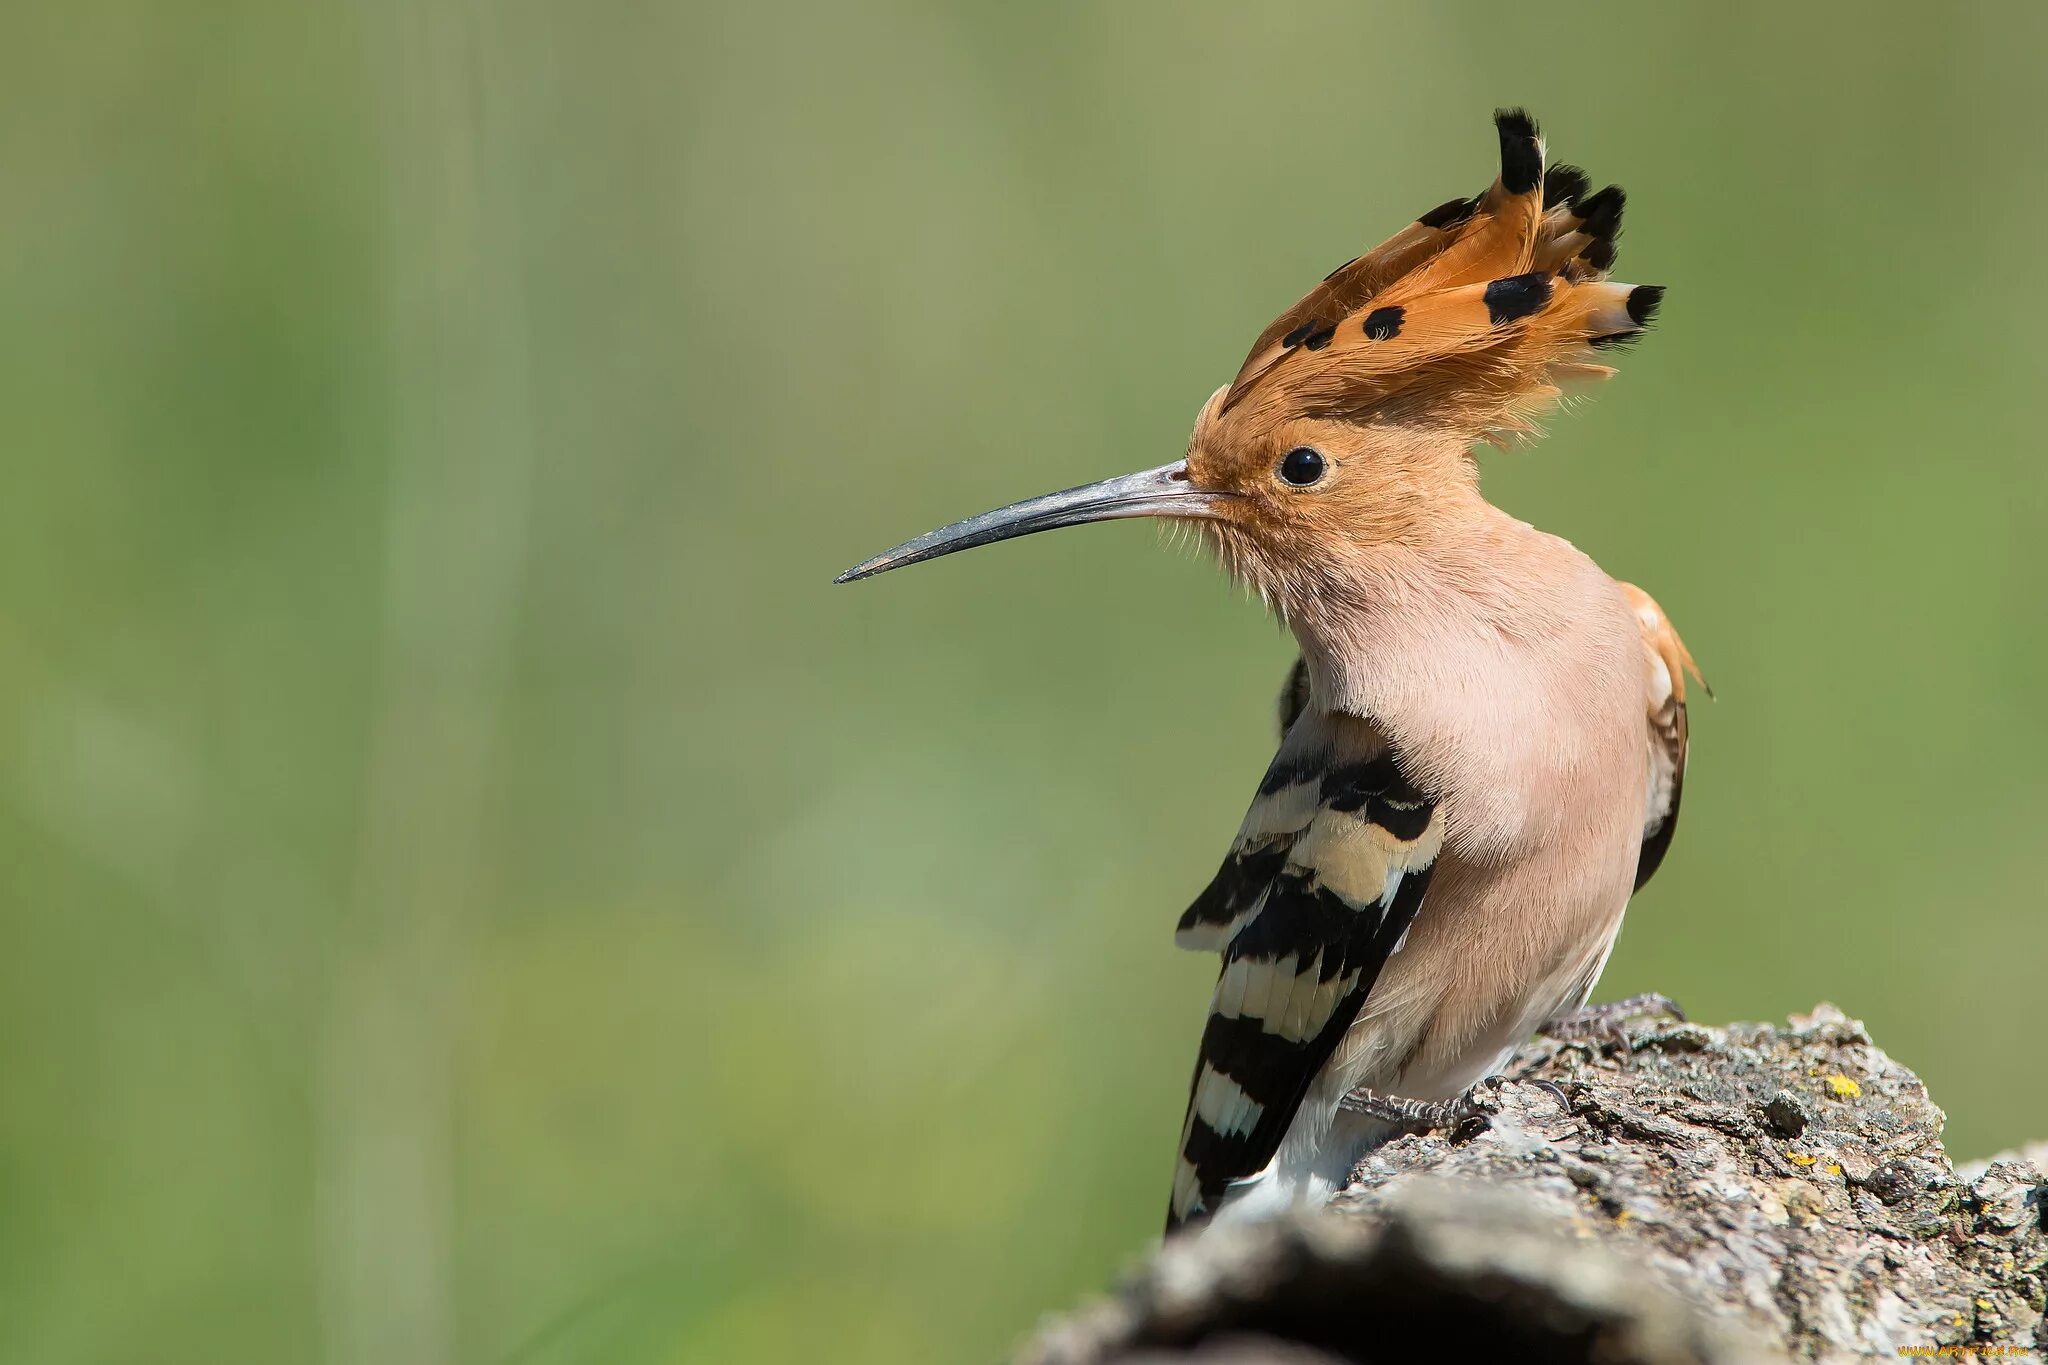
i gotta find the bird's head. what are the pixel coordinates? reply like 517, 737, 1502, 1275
836, 109, 1661, 620
1168, 383, 1488, 617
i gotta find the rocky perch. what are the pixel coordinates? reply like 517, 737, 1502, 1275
1022, 1005, 2047, 1364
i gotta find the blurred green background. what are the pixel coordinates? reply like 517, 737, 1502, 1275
3, 2, 2044, 1361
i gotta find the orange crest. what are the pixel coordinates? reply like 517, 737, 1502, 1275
1220, 109, 1660, 445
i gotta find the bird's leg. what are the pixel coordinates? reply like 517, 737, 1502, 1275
1337, 1081, 1492, 1133
1541, 991, 1686, 1041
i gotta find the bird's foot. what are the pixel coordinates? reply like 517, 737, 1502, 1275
1540, 992, 1686, 1062
1337, 1079, 1496, 1134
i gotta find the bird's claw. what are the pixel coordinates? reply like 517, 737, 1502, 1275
1542, 991, 1684, 1038
1338, 1079, 1496, 1134
1540, 992, 1686, 1065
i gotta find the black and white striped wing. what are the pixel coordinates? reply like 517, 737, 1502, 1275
1166, 718, 1443, 1231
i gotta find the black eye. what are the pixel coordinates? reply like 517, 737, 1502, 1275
1278, 447, 1326, 486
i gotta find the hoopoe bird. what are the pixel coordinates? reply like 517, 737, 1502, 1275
836, 110, 1703, 1233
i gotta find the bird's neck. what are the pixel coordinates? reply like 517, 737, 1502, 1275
1285, 498, 1637, 854
1288, 498, 1578, 673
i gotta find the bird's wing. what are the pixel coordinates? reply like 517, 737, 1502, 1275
1619, 583, 1704, 891
1167, 713, 1444, 1230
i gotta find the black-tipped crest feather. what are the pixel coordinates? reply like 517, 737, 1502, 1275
1417, 196, 1478, 229
1575, 185, 1626, 241
1492, 108, 1543, 195
1625, 284, 1664, 327
1543, 163, 1590, 209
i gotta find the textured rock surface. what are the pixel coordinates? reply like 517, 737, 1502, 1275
1021, 1005, 2047, 1364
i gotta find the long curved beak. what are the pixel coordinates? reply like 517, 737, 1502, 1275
833, 460, 1224, 584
